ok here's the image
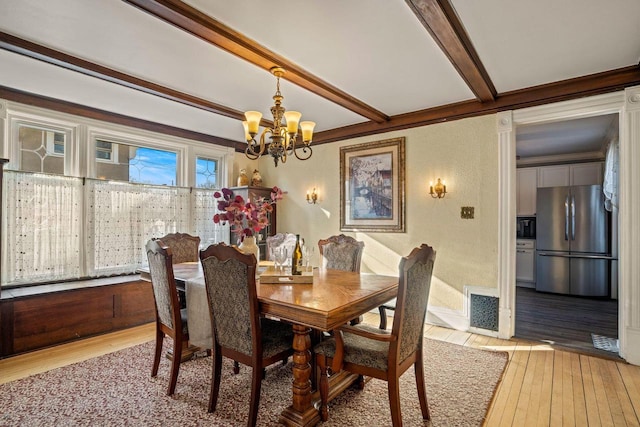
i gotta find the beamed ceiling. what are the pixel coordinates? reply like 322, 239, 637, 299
0, 0, 639, 154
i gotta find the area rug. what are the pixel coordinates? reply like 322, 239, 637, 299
0, 338, 507, 426
591, 333, 620, 354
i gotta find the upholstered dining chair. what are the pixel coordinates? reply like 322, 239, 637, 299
314, 243, 436, 426
155, 232, 200, 264
318, 234, 365, 325
266, 232, 297, 263
145, 239, 189, 396
199, 243, 294, 426
317, 234, 364, 273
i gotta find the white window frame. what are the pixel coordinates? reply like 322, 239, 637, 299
45, 131, 65, 157
6, 114, 79, 176
94, 139, 118, 163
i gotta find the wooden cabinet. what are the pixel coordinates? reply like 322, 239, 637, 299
0, 280, 155, 358
0, 159, 7, 357
517, 168, 538, 215
537, 162, 603, 187
228, 186, 276, 261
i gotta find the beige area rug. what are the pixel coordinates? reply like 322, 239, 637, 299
0, 338, 507, 426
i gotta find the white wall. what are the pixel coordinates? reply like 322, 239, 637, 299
254, 114, 499, 317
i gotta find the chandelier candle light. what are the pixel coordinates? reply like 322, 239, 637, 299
242, 67, 316, 166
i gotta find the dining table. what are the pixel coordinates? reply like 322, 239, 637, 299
139, 262, 398, 427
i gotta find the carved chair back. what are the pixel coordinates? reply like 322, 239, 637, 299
156, 232, 200, 264
318, 234, 365, 272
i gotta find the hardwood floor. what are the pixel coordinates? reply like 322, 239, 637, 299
2, 316, 639, 426
515, 287, 620, 359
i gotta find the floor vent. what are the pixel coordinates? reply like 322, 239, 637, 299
469, 294, 499, 332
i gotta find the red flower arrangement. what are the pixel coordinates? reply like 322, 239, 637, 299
213, 186, 283, 243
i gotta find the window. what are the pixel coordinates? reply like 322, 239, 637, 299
2, 104, 231, 287
196, 156, 218, 188
95, 140, 114, 161
17, 124, 66, 175
129, 146, 177, 186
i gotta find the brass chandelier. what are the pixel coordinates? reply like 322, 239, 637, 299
242, 67, 315, 167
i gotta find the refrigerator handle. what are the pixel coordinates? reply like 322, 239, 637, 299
571, 195, 576, 240
564, 195, 569, 240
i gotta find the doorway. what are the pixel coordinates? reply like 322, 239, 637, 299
513, 114, 620, 358
494, 89, 640, 364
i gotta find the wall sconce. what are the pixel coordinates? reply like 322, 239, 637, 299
306, 188, 318, 204
429, 178, 447, 199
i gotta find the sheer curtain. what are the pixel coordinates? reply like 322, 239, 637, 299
2, 171, 83, 284
193, 188, 229, 248
2, 173, 225, 285
85, 180, 191, 276
603, 138, 619, 212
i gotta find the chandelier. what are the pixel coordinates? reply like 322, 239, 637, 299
242, 67, 315, 167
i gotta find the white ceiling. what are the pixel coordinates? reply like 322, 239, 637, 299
516, 114, 618, 160
0, 0, 638, 150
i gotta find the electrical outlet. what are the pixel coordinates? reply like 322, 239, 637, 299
461, 206, 475, 219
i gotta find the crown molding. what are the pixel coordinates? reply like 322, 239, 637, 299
0, 85, 243, 150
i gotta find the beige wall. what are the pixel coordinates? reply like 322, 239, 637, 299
254, 114, 499, 312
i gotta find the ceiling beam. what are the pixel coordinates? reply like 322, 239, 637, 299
313, 65, 640, 144
405, 0, 496, 102
0, 31, 250, 123
122, 0, 390, 123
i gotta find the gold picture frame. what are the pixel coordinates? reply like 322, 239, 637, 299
340, 137, 405, 233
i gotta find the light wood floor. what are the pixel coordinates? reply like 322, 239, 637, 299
1, 316, 639, 426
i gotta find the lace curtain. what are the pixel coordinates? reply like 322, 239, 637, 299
193, 188, 229, 247
86, 179, 192, 276
2, 171, 83, 284
2, 172, 225, 285
603, 138, 619, 212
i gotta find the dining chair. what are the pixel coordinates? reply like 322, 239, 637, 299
199, 243, 294, 426
317, 234, 364, 273
314, 243, 436, 426
145, 239, 189, 396
155, 232, 200, 264
318, 234, 365, 325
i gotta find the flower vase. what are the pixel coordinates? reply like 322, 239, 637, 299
238, 235, 260, 262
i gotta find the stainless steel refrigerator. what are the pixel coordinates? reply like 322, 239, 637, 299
536, 185, 610, 296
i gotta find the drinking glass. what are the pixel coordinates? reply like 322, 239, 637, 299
274, 247, 289, 274
303, 245, 315, 272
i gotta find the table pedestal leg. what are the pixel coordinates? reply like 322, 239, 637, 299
279, 324, 321, 427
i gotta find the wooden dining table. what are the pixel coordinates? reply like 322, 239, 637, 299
139, 263, 398, 427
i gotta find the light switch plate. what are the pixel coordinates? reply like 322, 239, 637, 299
461, 206, 475, 219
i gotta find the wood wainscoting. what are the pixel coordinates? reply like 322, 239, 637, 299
0, 279, 155, 358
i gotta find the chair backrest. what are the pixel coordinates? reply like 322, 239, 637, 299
318, 234, 365, 272
390, 244, 436, 365
199, 243, 260, 357
145, 239, 182, 332
156, 232, 200, 264
266, 233, 297, 261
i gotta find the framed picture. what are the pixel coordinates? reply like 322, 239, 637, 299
340, 137, 405, 233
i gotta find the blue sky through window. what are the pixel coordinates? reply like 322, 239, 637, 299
129, 147, 177, 186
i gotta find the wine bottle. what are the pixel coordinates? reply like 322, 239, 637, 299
292, 234, 303, 275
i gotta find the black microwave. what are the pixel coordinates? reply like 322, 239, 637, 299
516, 217, 536, 238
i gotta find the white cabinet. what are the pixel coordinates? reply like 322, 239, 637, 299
517, 168, 537, 215
571, 162, 603, 186
537, 162, 603, 187
538, 165, 570, 187
516, 239, 536, 288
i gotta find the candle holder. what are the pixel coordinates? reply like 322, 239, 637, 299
429, 178, 447, 199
